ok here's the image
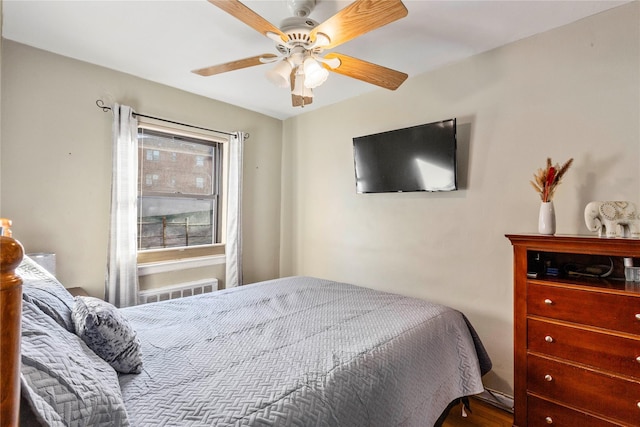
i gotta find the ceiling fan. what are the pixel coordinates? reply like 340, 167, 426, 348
192, 0, 409, 107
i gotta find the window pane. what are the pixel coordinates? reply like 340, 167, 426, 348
138, 196, 215, 250
138, 130, 215, 196
137, 127, 222, 252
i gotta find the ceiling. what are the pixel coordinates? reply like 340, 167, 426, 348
2, 0, 630, 120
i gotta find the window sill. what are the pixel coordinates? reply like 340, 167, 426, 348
137, 255, 225, 276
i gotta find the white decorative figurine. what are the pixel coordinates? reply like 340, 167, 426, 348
584, 201, 640, 238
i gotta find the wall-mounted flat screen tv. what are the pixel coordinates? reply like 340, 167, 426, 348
352, 118, 457, 194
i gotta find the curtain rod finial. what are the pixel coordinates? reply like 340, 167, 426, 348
96, 99, 112, 112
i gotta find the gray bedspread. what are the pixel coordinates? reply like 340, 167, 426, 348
119, 276, 489, 426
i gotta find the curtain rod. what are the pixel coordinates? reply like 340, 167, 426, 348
95, 100, 242, 138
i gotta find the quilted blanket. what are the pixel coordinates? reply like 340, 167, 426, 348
119, 276, 489, 426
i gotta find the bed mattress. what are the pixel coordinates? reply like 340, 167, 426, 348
119, 276, 489, 426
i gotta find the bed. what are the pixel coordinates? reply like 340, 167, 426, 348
1, 226, 491, 427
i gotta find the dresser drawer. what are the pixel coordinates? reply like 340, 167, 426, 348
527, 394, 622, 426
528, 282, 640, 335
527, 354, 640, 425
528, 318, 640, 379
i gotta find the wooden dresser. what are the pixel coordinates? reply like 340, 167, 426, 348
507, 234, 640, 426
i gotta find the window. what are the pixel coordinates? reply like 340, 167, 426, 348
146, 149, 160, 161
137, 127, 223, 253
145, 174, 159, 186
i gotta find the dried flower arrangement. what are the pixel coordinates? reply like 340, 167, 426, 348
530, 157, 573, 203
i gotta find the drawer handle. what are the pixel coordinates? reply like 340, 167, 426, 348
544, 299, 553, 305
545, 335, 554, 343
636, 314, 640, 321
545, 416, 553, 424
636, 356, 640, 364
544, 374, 553, 382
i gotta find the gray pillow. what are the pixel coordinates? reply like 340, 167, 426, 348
72, 296, 143, 374
17, 255, 75, 332
20, 298, 130, 427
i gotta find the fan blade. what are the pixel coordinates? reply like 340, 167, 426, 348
207, 0, 288, 43
310, 0, 408, 50
192, 54, 277, 77
323, 53, 407, 90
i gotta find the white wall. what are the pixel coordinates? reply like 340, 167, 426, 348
1, 41, 283, 296
280, 2, 640, 395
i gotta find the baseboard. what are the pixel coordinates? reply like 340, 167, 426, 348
475, 388, 514, 413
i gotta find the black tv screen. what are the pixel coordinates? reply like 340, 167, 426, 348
352, 118, 457, 193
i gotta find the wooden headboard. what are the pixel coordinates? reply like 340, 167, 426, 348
1, 219, 24, 427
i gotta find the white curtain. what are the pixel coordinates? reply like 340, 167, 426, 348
105, 104, 139, 307
225, 131, 245, 288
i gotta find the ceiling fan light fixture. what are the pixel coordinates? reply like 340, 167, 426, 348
266, 59, 293, 88
302, 57, 329, 89
201, 0, 410, 107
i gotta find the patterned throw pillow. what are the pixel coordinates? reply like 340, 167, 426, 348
72, 296, 143, 374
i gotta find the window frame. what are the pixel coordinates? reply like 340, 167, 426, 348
135, 121, 229, 266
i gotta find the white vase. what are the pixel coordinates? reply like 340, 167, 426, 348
538, 201, 556, 235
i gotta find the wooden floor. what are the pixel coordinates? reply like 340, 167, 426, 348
443, 397, 513, 427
